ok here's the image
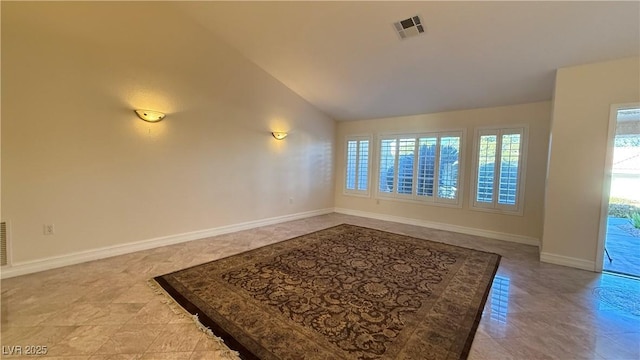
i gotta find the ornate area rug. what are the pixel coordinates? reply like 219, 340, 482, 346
154, 224, 500, 360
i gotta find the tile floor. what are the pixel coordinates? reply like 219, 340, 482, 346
1, 213, 639, 359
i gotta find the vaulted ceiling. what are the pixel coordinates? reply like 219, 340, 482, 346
5, 2, 639, 122
177, 1, 640, 120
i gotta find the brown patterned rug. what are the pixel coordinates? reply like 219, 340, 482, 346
154, 224, 500, 360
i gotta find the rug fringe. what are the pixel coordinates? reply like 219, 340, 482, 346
147, 279, 241, 359
146, 279, 190, 318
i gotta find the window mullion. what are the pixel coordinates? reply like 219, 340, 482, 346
354, 141, 360, 190
345, 140, 353, 191
412, 137, 419, 198
474, 134, 483, 208
393, 138, 400, 195
499, 130, 522, 210
493, 130, 503, 208
514, 133, 523, 207
433, 136, 441, 201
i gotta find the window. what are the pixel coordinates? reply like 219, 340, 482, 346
471, 127, 527, 213
377, 131, 463, 205
344, 136, 371, 196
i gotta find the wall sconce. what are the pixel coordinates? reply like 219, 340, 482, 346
135, 109, 165, 122
272, 132, 288, 140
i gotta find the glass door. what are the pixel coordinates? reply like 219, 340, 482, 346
603, 107, 640, 277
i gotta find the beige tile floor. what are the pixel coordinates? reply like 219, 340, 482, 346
1, 213, 639, 359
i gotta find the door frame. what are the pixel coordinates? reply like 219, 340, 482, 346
596, 102, 640, 272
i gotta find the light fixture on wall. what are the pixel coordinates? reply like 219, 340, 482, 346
272, 132, 288, 140
135, 109, 165, 122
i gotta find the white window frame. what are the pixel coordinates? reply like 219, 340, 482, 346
470, 125, 528, 215
343, 135, 372, 197
375, 130, 464, 207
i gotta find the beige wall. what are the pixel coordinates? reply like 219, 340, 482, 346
1, 3, 335, 264
542, 57, 640, 267
335, 102, 552, 240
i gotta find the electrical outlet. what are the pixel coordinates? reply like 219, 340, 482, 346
43, 224, 55, 235
289, 198, 294, 204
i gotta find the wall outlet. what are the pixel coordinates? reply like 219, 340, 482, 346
43, 224, 55, 235
289, 197, 294, 204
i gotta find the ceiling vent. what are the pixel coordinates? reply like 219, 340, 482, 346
394, 15, 425, 39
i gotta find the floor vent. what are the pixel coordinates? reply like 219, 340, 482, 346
1, 221, 8, 266
394, 15, 425, 39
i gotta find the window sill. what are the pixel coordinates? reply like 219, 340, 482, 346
375, 194, 462, 209
343, 191, 371, 198
469, 205, 524, 216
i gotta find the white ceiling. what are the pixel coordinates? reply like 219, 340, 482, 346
177, 1, 640, 121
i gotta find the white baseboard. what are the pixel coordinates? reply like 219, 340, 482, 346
540, 252, 595, 271
0, 208, 334, 279
334, 207, 540, 247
